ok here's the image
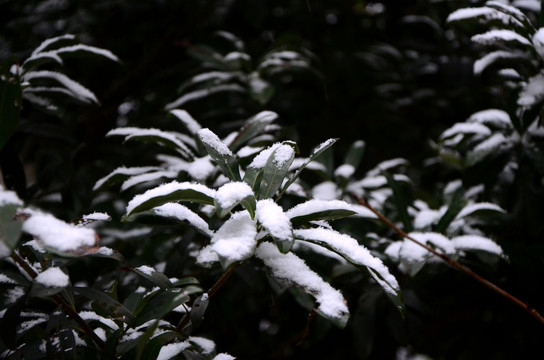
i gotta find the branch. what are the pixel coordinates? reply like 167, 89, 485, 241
10, 252, 107, 349
353, 196, 544, 325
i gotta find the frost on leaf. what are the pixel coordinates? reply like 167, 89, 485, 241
256, 199, 293, 253
154, 203, 213, 237
197, 211, 257, 268
255, 241, 349, 327
126, 181, 216, 217
22, 210, 98, 255
294, 228, 400, 297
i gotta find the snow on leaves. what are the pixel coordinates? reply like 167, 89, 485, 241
255, 241, 349, 327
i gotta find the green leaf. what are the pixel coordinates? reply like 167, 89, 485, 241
243, 166, 263, 193
260, 144, 295, 199
73, 287, 135, 324
229, 111, 278, 151
279, 138, 338, 198
107, 128, 194, 160
140, 332, 182, 360
0, 203, 23, 254
384, 171, 412, 232
198, 128, 241, 181
344, 140, 365, 169
0, 61, 22, 151
93, 166, 158, 191
132, 266, 173, 290
30, 281, 67, 298
135, 319, 160, 360
125, 181, 215, 218
190, 293, 209, 328
288, 200, 358, 227
434, 187, 466, 233
135, 288, 193, 326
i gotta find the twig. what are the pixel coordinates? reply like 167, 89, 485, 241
353, 196, 544, 325
176, 263, 238, 332
10, 252, 107, 349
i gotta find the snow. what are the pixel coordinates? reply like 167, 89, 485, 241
0, 187, 23, 206
272, 144, 295, 167
289, 158, 327, 172
312, 181, 339, 200
81, 212, 111, 222
440, 122, 492, 139
197, 128, 235, 156
153, 203, 213, 237
224, 51, 251, 62
255, 241, 349, 322
126, 181, 216, 216
197, 211, 257, 266
456, 202, 505, 219
35, 267, 69, 287
294, 228, 399, 294
473, 51, 526, 75
32, 34, 76, 55
471, 132, 509, 155
92, 247, 114, 256
286, 199, 355, 220
164, 84, 245, 110
188, 336, 215, 354
51, 44, 120, 62
237, 146, 263, 158
187, 157, 214, 181
157, 341, 190, 360
409, 232, 456, 255
107, 127, 192, 157
451, 235, 503, 256
214, 354, 236, 360
467, 109, 511, 128
22, 210, 97, 252
169, 109, 201, 134
135, 265, 155, 276
248, 143, 281, 169
93, 166, 158, 191
514, 0, 540, 12
447, 7, 522, 27
414, 208, 445, 229
79, 311, 119, 330
256, 199, 293, 243
366, 158, 408, 177
121, 170, 178, 191
471, 30, 530, 46
334, 164, 355, 178
518, 74, 544, 107
215, 182, 254, 210
23, 70, 98, 104
0, 274, 17, 284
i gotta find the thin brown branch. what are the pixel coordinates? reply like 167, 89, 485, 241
353, 195, 544, 325
10, 252, 107, 349
176, 263, 238, 332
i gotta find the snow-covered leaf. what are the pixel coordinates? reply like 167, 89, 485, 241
23, 70, 99, 104
107, 127, 194, 160
280, 138, 338, 198
471, 29, 531, 46
467, 133, 510, 165
455, 202, 506, 220
21, 210, 98, 256
228, 111, 278, 151
168, 109, 201, 135
126, 181, 216, 218
93, 166, 159, 191
287, 199, 357, 227
31, 267, 69, 298
198, 211, 257, 268
198, 128, 241, 181
214, 181, 256, 218
451, 234, 504, 256
164, 84, 246, 110
467, 109, 512, 129
294, 228, 402, 313
260, 144, 295, 199
73, 287, 135, 323
256, 199, 294, 253
132, 265, 173, 290
518, 74, 544, 108
255, 241, 350, 328
447, 6, 524, 28
153, 203, 213, 237
440, 122, 492, 140
473, 51, 527, 75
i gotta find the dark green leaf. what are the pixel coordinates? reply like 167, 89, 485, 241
0, 203, 23, 252
243, 166, 263, 194
135, 288, 193, 326
135, 320, 160, 360
384, 171, 412, 232
260, 145, 295, 199
189, 293, 209, 328
0, 61, 22, 151
198, 128, 241, 181
344, 139, 365, 169
229, 111, 278, 151
290, 209, 357, 227
279, 138, 338, 198
132, 266, 173, 290
434, 187, 466, 233
73, 287, 135, 324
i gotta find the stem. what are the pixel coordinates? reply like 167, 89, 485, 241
176, 263, 238, 332
354, 196, 544, 325
10, 252, 107, 349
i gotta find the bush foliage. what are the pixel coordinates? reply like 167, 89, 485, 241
2, 1, 544, 359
